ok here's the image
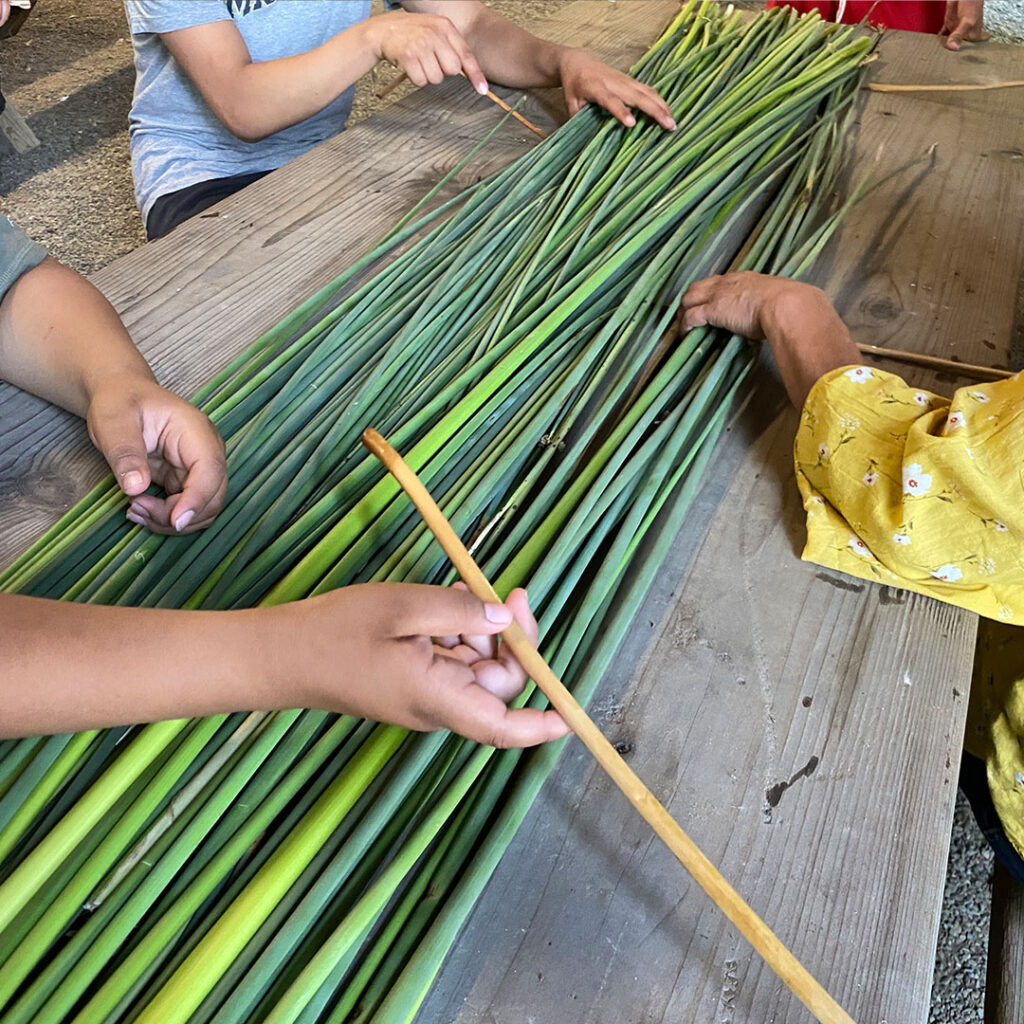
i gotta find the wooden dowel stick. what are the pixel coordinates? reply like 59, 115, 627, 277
458, 72, 548, 139
374, 69, 547, 139
362, 428, 856, 1024
856, 342, 1013, 380
374, 70, 409, 100
866, 79, 1024, 93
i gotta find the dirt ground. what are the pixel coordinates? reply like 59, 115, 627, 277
0, 2, 999, 1021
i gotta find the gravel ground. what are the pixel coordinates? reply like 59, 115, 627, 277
0, 1, 1006, 1020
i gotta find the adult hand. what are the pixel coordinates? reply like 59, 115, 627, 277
368, 11, 488, 93
942, 1, 988, 51
86, 376, 227, 533
557, 48, 675, 130
277, 583, 569, 748
681, 272, 817, 339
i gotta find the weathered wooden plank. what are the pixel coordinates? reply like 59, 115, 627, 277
416, 373, 977, 1024
413, 19, 1023, 1024
987, 864, 1024, 1024
0, 7, 1000, 1022
818, 33, 1024, 381
0, 1, 678, 570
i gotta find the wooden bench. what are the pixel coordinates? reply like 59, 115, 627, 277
1, 3, 1021, 1021
988, 865, 1024, 1023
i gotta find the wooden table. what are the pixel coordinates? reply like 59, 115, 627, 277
2, 4, 1022, 1021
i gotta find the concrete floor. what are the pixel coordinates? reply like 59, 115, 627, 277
0, 2, 1004, 1021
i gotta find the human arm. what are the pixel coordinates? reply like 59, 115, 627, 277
0, 255, 226, 532
0, 583, 568, 747
680, 272, 862, 408
400, 0, 676, 129
942, 1, 987, 51
156, 1, 672, 143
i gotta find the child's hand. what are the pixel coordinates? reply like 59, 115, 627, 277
86, 376, 227, 534
271, 583, 570, 748
368, 11, 489, 94
557, 48, 675, 130
681, 272, 819, 340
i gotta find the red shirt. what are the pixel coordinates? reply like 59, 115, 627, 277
766, 1, 946, 33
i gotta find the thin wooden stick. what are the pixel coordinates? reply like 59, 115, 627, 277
362, 428, 856, 1024
374, 70, 409, 100
856, 342, 1014, 380
460, 73, 548, 139
374, 68, 548, 139
866, 79, 1024, 93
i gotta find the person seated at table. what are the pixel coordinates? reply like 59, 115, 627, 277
767, 0, 987, 50
681, 269, 1024, 884
0, 209, 567, 748
124, 0, 677, 239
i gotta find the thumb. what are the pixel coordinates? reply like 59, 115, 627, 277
87, 403, 152, 497
391, 583, 511, 639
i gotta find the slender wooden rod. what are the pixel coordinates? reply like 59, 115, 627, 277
362, 428, 856, 1024
374, 69, 548, 139
866, 79, 1024, 93
856, 342, 1013, 381
463, 74, 549, 139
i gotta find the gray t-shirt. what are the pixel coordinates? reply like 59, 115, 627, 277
0, 215, 46, 304
125, 0, 374, 220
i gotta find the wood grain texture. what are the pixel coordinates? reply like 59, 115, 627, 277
0, 5, 1004, 1022
813, 33, 1024, 383
987, 864, 1024, 1024
416, 374, 977, 1024
415, 16, 1024, 1024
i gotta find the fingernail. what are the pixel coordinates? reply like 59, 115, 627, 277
126, 511, 147, 527
666, 118, 677, 131
174, 509, 195, 532
129, 502, 146, 517
484, 603, 512, 624
625, 116, 636, 127
523, 589, 530, 606
122, 471, 144, 492
477, 82, 488, 95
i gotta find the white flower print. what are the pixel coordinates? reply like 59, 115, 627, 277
862, 471, 878, 487
930, 564, 962, 583
994, 520, 1009, 532
838, 414, 861, 432
913, 392, 930, 407
946, 411, 965, 430
808, 495, 825, 506
977, 557, 997, 576
902, 463, 932, 496
848, 536, 874, 559
817, 442, 829, 461
969, 391, 990, 404
844, 366, 872, 383
893, 531, 911, 546
999, 605, 1015, 622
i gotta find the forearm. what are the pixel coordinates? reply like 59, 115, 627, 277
0, 595, 287, 737
162, 21, 380, 142
761, 285, 861, 408
0, 257, 154, 417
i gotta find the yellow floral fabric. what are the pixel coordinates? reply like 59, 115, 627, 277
795, 364, 1024, 859
795, 365, 1024, 622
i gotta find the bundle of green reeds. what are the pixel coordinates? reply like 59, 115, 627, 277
0, 4, 872, 1021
